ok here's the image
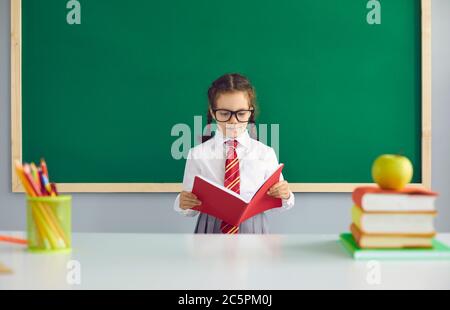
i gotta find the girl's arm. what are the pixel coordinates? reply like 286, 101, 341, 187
264, 148, 295, 213
173, 149, 201, 217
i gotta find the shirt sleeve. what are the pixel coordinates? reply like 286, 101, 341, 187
264, 147, 295, 213
173, 149, 200, 217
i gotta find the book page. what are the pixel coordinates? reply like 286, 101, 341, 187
195, 175, 248, 203
251, 163, 284, 200
238, 164, 284, 223
195, 163, 284, 204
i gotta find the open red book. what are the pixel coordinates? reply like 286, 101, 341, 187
192, 164, 284, 226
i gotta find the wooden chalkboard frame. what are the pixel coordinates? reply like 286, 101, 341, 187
10, 0, 431, 193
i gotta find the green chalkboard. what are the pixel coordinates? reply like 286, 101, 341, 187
17, 0, 429, 191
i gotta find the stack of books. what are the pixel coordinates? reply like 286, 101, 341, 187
350, 186, 438, 249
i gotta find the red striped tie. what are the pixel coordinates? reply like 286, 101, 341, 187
221, 139, 240, 234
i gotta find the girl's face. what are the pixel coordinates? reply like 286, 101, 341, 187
210, 91, 252, 138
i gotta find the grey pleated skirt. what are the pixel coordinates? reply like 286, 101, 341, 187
194, 212, 269, 234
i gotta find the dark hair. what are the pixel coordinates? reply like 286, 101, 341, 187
201, 73, 258, 143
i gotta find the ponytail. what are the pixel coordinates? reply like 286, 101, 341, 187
201, 111, 214, 143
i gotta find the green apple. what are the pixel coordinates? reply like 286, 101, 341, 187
371, 154, 413, 190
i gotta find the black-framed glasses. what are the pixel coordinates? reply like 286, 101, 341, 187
212, 109, 254, 123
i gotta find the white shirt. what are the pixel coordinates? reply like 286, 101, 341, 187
173, 128, 295, 217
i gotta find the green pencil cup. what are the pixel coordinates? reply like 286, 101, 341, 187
26, 195, 72, 253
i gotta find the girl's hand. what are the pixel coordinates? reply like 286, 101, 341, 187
267, 181, 291, 200
179, 191, 202, 210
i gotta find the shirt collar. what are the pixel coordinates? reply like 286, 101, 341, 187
213, 127, 251, 149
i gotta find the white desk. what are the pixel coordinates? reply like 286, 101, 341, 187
1, 232, 449, 289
